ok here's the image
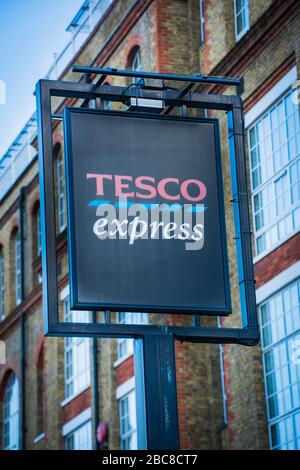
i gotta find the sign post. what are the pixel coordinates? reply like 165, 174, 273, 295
36, 68, 259, 450
134, 335, 179, 450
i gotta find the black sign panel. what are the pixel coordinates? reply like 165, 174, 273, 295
63, 108, 231, 314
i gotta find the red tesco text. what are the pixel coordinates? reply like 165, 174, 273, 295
86, 173, 207, 202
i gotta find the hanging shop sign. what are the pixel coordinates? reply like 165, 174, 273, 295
63, 108, 231, 314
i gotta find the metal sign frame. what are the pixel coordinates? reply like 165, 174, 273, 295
36, 69, 259, 347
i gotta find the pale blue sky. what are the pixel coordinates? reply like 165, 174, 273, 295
0, 0, 84, 157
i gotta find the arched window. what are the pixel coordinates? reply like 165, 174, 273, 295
37, 207, 42, 257
32, 204, 42, 259
0, 248, 5, 320
132, 49, 142, 73
131, 48, 142, 84
53, 143, 66, 233
57, 151, 66, 232
31, 203, 42, 286
15, 231, 22, 306
9, 229, 22, 308
3, 374, 20, 450
10, 229, 20, 309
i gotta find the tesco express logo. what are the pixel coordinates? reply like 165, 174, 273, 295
86, 173, 208, 251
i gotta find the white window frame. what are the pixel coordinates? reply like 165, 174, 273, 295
245, 68, 297, 129
0, 249, 5, 320
256, 261, 300, 305
15, 232, 22, 305
57, 153, 66, 232
3, 374, 20, 450
245, 67, 300, 260
115, 312, 148, 366
234, 0, 249, 42
259, 277, 300, 449
37, 207, 42, 257
61, 287, 91, 402
116, 378, 137, 450
132, 49, 142, 84
64, 418, 92, 450
63, 408, 92, 450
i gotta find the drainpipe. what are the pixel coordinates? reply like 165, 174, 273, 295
19, 186, 26, 450
92, 311, 100, 450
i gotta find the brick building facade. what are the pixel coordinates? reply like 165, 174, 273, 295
0, 0, 299, 450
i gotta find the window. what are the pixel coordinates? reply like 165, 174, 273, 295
103, 100, 112, 111
15, 232, 21, 305
65, 420, 92, 450
119, 390, 137, 450
0, 249, 5, 320
102, 83, 112, 111
37, 207, 42, 257
117, 312, 148, 361
64, 297, 91, 399
260, 279, 300, 449
132, 49, 142, 84
32, 205, 42, 287
57, 152, 66, 232
234, 0, 249, 41
199, 0, 205, 43
248, 88, 300, 256
3, 374, 20, 450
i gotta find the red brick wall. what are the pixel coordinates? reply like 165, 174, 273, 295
255, 232, 300, 288
63, 388, 91, 424
116, 356, 134, 386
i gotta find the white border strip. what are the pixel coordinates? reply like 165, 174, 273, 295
256, 260, 300, 304
116, 377, 135, 400
62, 407, 92, 437
245, 66, 297, 128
